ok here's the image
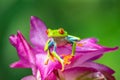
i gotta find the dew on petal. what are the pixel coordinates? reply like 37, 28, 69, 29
92, 72, 106, 80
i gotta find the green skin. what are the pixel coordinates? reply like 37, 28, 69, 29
44, 29, 80, 71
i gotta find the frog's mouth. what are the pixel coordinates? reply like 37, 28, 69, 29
47, 34, 68, 38
52, 36, 66, 39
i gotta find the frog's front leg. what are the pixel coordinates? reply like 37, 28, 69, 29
44, 39, 54, 65
66, 35, 80, 56
71, 41, 77, 56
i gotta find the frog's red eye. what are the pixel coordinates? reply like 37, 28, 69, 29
58, 28, 64, 34
46, 29, 49, 34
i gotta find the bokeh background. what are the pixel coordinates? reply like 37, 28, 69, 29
0, 0, 119, 80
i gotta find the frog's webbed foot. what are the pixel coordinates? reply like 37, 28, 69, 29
44, 53, 56, 65
63, 54, 73, 65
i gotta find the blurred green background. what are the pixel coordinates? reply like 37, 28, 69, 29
0, 0, 119, 80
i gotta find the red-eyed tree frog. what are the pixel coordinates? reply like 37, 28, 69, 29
44, 28, 80, 71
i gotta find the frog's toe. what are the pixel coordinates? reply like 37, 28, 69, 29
60, 60, 65, 71
44, 58, 49, 65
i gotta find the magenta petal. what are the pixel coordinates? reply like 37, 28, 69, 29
58, 67, 99, 80
36, 53, 59, 80
56, 46, 72, 55
21, 75, 36, 80
10, 60, 30, 68
72, 38, 118, 61
66, 51, 103, 68
9, 31, 35, 68
86, 54, 103, 61
75, 38, 100, 52
45, 72, 57, 80
30, 16, 48, 49
75, 38, 118, 52
59, 66, 115, 80
9, 34, 17, 47
80, 62, 115, 80
66, 61, 115, 80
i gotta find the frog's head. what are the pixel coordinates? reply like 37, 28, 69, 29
46, 28, 68, 37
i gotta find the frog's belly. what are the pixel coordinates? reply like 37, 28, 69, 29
54, 38, 68, 47
56, 40, 68, 46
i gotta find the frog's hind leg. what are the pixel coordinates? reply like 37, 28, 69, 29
52, 51, 64, 71
52, 43, 64, 71
44, 49, 50, 65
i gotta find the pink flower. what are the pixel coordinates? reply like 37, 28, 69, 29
9, 16, 118, 80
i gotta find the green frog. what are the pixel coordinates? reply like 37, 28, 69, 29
44, 28, 80, 71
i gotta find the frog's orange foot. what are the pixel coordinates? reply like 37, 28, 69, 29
49, 54, 55, 62
63, 54, 73, 65
44, 58, 49, 65
77, 43, 84, 47
44, 54, 55, 65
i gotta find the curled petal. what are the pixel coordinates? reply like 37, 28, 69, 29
9, 34, 17, 47
58, 67, 100, 80
66, 61, 115, 80
58, 66, 114, 80
80, 62, 115, 80
9, 31, 35, 68
10, 60, 30, 68
30, 16, 48, 49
